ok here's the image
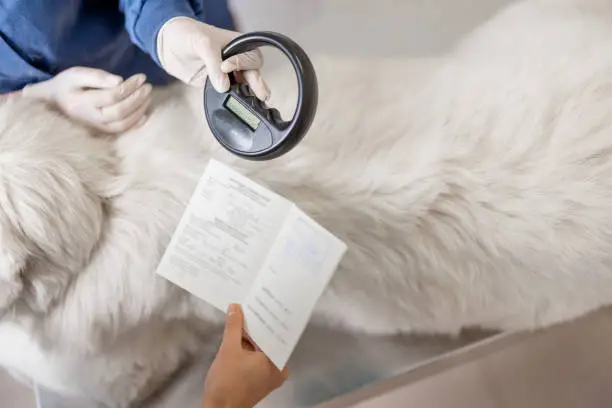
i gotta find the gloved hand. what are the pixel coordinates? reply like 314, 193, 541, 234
157, 17, 270, 101
22, 67, 152, 134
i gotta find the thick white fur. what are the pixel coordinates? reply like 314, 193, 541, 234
2, 0, 612, 405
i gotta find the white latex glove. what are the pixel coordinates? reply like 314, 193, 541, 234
22, 67, 152, 134
157, 17, 270, 101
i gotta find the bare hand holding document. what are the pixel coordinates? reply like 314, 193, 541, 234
156, 159, 347, 369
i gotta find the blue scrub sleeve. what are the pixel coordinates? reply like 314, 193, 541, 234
119, 0, 198, 65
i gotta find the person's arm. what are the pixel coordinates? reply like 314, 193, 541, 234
118, 1, 269, 100
203, 304, 289, 408
119, 0, 198, 65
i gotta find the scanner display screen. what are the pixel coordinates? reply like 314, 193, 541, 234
225, 96, 261, 131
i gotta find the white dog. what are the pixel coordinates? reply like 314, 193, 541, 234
2, 0, 612, 406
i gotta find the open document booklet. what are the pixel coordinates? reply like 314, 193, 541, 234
156, 159, 347, 369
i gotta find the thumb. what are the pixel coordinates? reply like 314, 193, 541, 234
63, 67, 123, 90
221, 304, 244, 350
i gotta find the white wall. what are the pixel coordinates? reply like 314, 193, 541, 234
231, 0, 516, 57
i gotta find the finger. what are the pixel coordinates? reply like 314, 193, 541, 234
99, 97, 151, 134
87, 74, 147, 107
220, 304, 245, 350
280, 365, 290, 381
220, 50, 264, 73
242, 69, 270, 102
65, 67, 123, 90
232, 71, 245, 84
98, 83, 152, 123
132, 115, 148, 130
195, 46, 229, 92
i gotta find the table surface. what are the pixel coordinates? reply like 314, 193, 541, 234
36, 325, 491, 408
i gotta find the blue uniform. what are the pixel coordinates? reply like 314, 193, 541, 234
0, 0, 234, 93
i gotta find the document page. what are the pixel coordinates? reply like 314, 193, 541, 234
156, 159, 292, 311
242, 206, 348, 370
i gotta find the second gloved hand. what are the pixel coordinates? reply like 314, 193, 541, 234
157, 17, 270, 101
22, 67, 152, 134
